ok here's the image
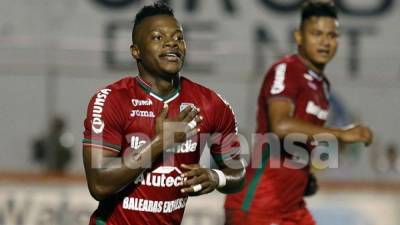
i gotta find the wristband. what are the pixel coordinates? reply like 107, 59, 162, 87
212, 169, 227, 188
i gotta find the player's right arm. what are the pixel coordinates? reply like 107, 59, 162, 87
83, 91, 201, 201
263, 62, 372, 145
268, 99, 373, 145
83, 137, 165, 201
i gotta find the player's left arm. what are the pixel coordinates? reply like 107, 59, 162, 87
180, 94, 245, 196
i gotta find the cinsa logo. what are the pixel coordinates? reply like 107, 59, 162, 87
134, 166, 186, 188
305, 101, 328, 120
132, 98, 153, 106
91, 88, 112, 134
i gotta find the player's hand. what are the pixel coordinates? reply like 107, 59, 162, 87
304, 172, 318, 197
180, 164, 218, 196
155, 104, 202, 149
339, 124, 373, 146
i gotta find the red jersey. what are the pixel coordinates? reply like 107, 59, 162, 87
225, 55, 330, 216
83, 76, 239, 225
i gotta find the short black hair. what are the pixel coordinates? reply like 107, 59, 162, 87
300, 1, 338, 27
132, 1, 175, 43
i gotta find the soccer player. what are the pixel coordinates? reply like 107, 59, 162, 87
82, 2, 245, 225
224, 1, 373, 225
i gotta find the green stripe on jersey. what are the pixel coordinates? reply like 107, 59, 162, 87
241, 146, 270, 212
82, 138, 121, 152
96, 217, 106, 225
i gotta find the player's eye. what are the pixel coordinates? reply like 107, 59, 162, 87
311, 30, 322, 37
152, 35, 162, 41
175, 35, 184, 41
329, 32, 338, 38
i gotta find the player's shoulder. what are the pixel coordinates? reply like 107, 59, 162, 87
180, 77, 236, 130
92, 76, 134, 97
180, 76, 230, 105
278, 54, 301, 64
272, 54, 304, 71
87, 76, 135, 107
103, 76, 135, 92
181, 76, 214, 98
265, 54, 306, 79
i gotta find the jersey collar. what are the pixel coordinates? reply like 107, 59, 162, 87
136, 75, 180, 104
295, 54, 324, 81
307, 69, 323, 81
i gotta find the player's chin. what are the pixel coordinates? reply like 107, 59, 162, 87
160, 64, 183, 76
312, 55, 333, 65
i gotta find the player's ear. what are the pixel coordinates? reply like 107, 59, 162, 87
130, 44, 140, 60
294, 29, 302, 46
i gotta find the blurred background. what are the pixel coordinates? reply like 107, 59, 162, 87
0, 0, 399, 224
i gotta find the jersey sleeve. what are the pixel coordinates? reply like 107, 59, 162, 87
262, 62, 301, 102
83, 88, 124, 153
208, 93, 241, 164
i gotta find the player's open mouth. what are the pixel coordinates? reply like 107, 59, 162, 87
159, 52, 182, 62
317, 49, 330, 56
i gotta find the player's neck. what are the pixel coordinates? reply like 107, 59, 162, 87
139, 72, 178, 97
298, 54, 325, 76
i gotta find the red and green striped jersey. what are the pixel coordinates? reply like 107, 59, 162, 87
225, 54, 330, 216
83, 76, 240, 225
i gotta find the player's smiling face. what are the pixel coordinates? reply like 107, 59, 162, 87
131, 15, 186, 79
296, 16, 339, 66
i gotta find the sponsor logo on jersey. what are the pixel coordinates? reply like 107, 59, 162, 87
91, 88, 112, 134
180, 102, 195, 112
166, 139, 198, 153
134, 166, 186, 188
131, 136, 197, 154
131, 136, 147, 150
122, 197, 187, 214
306, 101, 328, 120
130, 110, 155, 118
271, 63, 287, 94
132, 98, 153, 106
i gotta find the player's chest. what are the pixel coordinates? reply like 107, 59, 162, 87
122, 96, 207, 157
124, 97, 207, 131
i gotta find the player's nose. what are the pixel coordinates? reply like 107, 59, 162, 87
163, 38, 178, 48
320, 35, 331, 47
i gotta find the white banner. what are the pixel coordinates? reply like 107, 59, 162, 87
0, 184, 399, 225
